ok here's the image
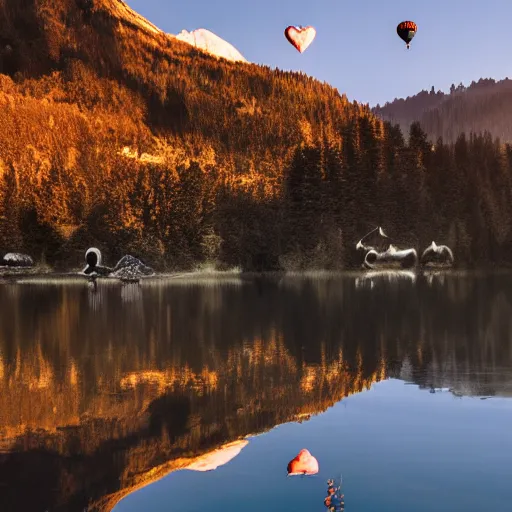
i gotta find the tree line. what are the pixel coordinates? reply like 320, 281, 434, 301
2, 109, 512, 270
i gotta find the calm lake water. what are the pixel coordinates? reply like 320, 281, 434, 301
1, 271, 512, 512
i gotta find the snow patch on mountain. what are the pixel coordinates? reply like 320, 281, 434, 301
111, 3, 247, 63
175, 28, 247, 63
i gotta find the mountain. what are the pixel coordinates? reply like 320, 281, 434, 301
0, 0, 369, 271
2, 0, 512, 270
103, 0, 249, 62
175, 28, 247, 63
103, 1, 248, 62
373, 78, 512, 143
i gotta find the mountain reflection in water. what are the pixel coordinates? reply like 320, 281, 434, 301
1, 272, 512, 511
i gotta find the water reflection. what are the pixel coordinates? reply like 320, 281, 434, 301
355, 269, 417, 289
0, 272, 512, 511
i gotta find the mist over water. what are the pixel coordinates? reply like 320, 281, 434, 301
1, 272, 512, 511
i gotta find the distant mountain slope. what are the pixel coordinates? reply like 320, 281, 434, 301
113, 1, 248, 62
175, 28, 247, 63
373, 78, 512, 143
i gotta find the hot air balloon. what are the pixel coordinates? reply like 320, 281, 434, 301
396, 20, 417, 49
284, 25, 316, 53
287, 449, 319, 475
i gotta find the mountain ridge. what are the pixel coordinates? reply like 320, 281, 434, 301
105, 1, 248, 62
99, 0, 162, 36
373, 77, 512, 143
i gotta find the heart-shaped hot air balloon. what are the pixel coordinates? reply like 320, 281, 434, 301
284, 26, 316, 53
287, 449, 319, 475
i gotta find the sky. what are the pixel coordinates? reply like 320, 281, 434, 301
126, 0, 512, 107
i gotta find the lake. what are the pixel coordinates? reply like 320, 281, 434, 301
1, 271, 512, 511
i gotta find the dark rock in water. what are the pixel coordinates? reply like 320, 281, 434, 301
110, 255, 154, 280
1, 253, 34, 267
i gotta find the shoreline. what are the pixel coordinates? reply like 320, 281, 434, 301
1, 266, 511, 282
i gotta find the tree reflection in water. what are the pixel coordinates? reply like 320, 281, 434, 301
1, 272, 512, 511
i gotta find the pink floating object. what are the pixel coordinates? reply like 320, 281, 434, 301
287, 448, 319, 475
284, 26, 316, 53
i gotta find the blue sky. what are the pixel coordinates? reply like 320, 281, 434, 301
126, 0, 512, 106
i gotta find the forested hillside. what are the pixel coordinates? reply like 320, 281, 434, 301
373, 78, 512, 144
1, 0, 512, 270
